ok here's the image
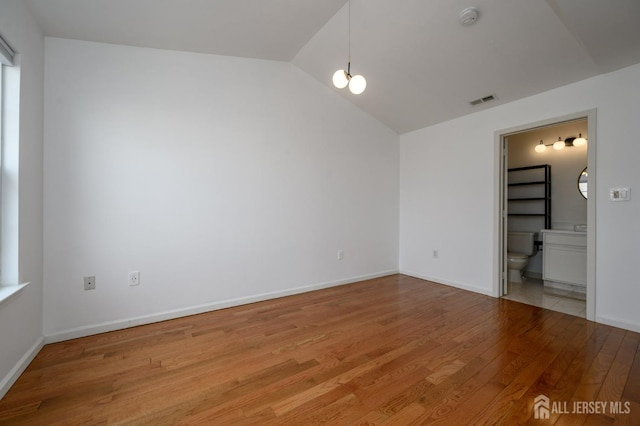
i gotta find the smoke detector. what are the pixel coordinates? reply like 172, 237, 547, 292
459, 7, 479, 26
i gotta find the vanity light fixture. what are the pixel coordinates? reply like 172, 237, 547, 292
332, 0, 366, 95
534, 135, 587, 153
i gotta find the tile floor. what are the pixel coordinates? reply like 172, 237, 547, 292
502, 278, 586, 317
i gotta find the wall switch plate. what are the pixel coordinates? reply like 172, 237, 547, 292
337, 250, 344, 260
610, 187, 630, 201
128, 271, 140, 286
84, 276, 95, 290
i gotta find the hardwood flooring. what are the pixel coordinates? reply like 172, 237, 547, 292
1, 274, 639, 424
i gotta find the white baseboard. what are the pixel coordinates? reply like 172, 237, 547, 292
0, 337, 44, 400
45, 270, 398, 343
596, 315, 640, 334
543, 280, 586, 295
399, 269, 494, 297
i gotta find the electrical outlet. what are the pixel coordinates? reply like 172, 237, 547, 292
337, 249, 344, 260
128, 271, 140, 286
84, 275, 95, 290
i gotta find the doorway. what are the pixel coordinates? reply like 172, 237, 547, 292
495, 110, 596, 321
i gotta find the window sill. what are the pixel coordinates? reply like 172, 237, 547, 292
0, 282, 30, 308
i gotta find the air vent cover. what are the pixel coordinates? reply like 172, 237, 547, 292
469, 94, 496, 106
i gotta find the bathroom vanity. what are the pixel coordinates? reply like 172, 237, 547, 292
541, 229, 587, 294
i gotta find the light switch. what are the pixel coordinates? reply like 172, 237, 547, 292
610, 187, 631, 201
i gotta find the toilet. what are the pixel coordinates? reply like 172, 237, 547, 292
507, 231, 537, 283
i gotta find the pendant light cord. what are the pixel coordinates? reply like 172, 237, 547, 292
348, 0, 351, 63
347, 0, 351, 76
332, 0, 366, 94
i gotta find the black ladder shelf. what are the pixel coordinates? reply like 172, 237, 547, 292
507, 165, 551, 230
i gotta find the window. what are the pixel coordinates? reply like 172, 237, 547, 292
0, 35, 11, 240
0, 32, 22, 303
0, 61, 3, 277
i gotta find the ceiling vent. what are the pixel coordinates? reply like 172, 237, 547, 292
469, 94, 496, 106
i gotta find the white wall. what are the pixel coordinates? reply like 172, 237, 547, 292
399, 115, 496, 295
400, 62, 640, 331
0, 0, 45, 398
43, 38, 399, 340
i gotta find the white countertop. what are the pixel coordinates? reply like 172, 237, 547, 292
541, 229, 587, 234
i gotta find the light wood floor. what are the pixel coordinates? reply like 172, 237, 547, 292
1, 274, 639, 425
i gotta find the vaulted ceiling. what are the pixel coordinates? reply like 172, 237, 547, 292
26, 0, 640, 134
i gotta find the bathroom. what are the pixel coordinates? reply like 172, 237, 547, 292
503, 118, 588, 317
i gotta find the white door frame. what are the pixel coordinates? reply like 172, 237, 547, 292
494, 109, 596, 321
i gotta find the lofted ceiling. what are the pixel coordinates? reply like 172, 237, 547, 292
26, 0, 640, 134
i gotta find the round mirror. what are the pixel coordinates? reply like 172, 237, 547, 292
578, 167, 588, 199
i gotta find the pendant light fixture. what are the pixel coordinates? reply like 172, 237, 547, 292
332, 0, 366, 95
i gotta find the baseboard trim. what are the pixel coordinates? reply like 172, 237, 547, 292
45, 270, 399, 343
523, 271, 542, 280
596, 315, 640, 334
399, 269, 493, 297
0, 337, 45, 400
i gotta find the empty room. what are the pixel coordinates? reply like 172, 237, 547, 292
1, 0, 640, 423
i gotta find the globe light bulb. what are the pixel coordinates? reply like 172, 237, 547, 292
534, 140, 546, 153
553, 138, 565, 150
574, 133, 587, 147
348, 74, 366, 94
332, 69, 349, 89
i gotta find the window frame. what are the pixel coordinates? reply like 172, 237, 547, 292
0, 32, 28, 305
